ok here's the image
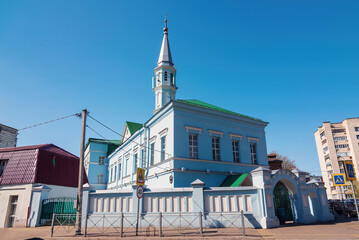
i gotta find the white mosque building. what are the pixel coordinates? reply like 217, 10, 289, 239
83, 19, 334, 229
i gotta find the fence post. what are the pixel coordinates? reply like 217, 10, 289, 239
50, 213, 55, 237
199, 211, 203, 235
241, 210, 245, 236
159, 212, 162, 237
120, 212, 124, 238
84, 214, 88, 237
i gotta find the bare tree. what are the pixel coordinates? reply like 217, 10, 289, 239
270, 151, 297, 171
345, 180, 359, 199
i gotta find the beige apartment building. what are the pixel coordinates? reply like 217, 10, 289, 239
314, 118, 359, 200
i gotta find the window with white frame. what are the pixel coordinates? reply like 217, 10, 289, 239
212, 137, 220, 161
164, 71, 168, 81
114, 165, 117, 181
333, 136, 347, 141
161, 136, 166, 161
150, 142, 155, 165
97, 174, 104, 184
337, 152, 350, 157
189, 134, 198, 159
133, 153, 138, 173
250, 143, 257, 164
118, 162, 121, 179
98, 156, 105, 165
232, 140, 240, 163
125, 158, 129, 176
141, 149, 145, 168
110, 166, 113, 182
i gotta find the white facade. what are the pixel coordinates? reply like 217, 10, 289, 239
0, 183, 77, 228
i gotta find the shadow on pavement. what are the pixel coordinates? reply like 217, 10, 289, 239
278, 216, 358, 228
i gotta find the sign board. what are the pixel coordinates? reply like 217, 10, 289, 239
136, 168, 145, 186
332, 174, 346, 186
136, 185, 144, 199
344, 161, 356, 180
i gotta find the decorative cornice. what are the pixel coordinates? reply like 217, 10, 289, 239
159, 127, 168, 136
185, 126, 202, 135
247, 136, 259, 143
229, 133, 243, 140
208, 130, 224, 138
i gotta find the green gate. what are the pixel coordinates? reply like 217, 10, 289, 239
40, 197, 76, 225
273, 181, 293, 224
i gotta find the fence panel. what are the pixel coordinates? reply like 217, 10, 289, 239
51, 211, 246, 238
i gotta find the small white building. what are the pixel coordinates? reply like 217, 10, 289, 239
0, 144, 85, 228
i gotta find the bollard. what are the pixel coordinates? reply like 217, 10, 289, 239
120, 212, 124, 237
159, 212, 163, 237
199, 211, 203, 235
241, 210, 245, 236
84, 214, 88, 237
50, 213, 55, 237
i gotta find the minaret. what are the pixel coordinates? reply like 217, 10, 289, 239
152, 17, 177, 114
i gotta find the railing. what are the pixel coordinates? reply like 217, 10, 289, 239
50, 211, 246, 238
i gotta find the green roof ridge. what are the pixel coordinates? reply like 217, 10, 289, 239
176, 99, 267, 123
220, 173, 248, 187
126, 121, 143, 135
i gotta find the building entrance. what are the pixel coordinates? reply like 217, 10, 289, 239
273, 181, 294, 224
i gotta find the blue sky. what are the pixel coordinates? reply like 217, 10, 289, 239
1, 1, 358, 175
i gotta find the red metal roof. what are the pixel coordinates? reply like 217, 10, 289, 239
0, 144, 87, 187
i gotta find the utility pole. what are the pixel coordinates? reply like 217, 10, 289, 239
76, 109, 87, 235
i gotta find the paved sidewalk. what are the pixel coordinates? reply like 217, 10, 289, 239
0, 218, 358, 240
258, 218, 359, 240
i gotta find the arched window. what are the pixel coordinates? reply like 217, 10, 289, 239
170, 73, 174, 85
164, 71, 168, 81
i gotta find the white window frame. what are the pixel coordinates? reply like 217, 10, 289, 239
98, 156, 105, 165
133, 152, 138, 173
97, 174, 104, 184
161, 135, 166, 161
250, 142, 257, 164
212, 137, 220, 161
189, 133, 198, 159
150, 142, 155, 166
232, 140, 240, 163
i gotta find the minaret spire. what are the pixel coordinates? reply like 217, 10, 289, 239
152, 16, 177, 114
157, 15, 173, 67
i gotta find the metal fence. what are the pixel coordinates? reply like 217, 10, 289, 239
50, 211, 246, 238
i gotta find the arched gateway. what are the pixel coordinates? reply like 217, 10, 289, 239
251, 167, 334, 228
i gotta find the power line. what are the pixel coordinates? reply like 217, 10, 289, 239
86, 124, 170, 173
87, 114, 171, 158
18, 112, 81, 131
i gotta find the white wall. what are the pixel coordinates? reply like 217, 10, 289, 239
46, 184, 78, 198
0, 184, 32, 228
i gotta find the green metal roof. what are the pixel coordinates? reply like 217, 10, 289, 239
176, 99, 267, 123
126, 121, 143, 135
220, 173, 249, 187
